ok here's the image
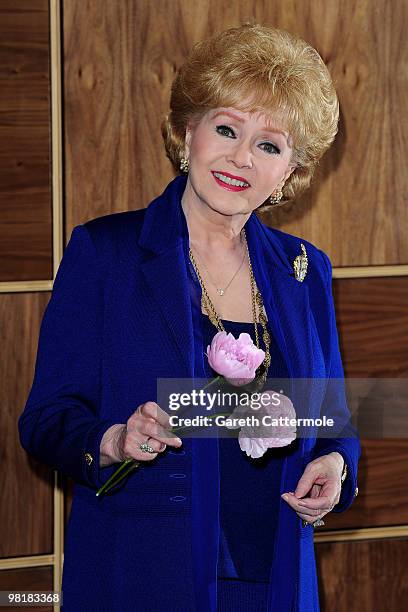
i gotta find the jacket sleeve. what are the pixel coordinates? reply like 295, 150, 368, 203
18, 224, 119, 490
310, 249, 361, 512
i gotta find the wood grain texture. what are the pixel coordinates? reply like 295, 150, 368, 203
253, 0, 408, 267
0, 0, 52, 281
319, 276, 408, 530
318, 439, 408, 531
334, 277, 408, 377
0, 566, 53, 612
316, 538, 408, 611
63, 0, 407, 266
0, 293, 53, 557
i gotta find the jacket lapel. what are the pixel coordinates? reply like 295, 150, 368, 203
138, 178, 195, 377
244, 213, 315, 381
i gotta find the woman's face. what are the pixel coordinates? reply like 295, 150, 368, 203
184, 106, 296, 216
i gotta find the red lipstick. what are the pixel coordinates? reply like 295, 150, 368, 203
211, 170, 251, 192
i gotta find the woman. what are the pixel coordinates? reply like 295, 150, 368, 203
19, 24, 360, 611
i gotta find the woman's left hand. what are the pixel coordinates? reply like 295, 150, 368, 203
281, 451, 344, 525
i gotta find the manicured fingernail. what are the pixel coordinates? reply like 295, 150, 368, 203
281, 494, 289, 501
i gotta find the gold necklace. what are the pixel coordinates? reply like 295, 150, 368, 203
189, 240, 245, 297
189, 227, 271, 390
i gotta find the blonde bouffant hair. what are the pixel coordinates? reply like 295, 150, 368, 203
161, 23, 339, 208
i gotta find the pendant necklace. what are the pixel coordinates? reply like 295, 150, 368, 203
189, 239, 245, 297
189, 227, 271, 391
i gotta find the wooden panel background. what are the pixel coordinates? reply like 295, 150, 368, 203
0, 0, 52, 281
0, 0, 55, 600
334, 277, 408, 378
63, 0, 407, 267
0, 566, 53, 612
0, 0, 407, 609
316, 539, 408, 611
320, 440, 408, 531
0, 293, 53, 558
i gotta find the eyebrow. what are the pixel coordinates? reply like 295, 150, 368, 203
211, 110, 289, 143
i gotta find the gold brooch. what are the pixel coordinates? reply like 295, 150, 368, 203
84, 452, 93, 466
293, 243, 308, 282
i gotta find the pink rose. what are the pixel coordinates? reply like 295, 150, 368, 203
97, 332, 266, 497
226, 389, 297, 458
205, 331, 265, 387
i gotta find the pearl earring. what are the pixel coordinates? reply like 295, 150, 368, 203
269, 188, 283, 205
180, 157, 189, 173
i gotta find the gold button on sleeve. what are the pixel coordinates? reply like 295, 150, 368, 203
84, 452, 93, 466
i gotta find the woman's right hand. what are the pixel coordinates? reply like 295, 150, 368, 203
100, 401, 182, 467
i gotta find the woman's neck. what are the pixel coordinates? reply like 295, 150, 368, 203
181, 186, 250, 254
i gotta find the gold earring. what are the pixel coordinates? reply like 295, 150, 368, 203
180, 157, 189, 173
269, 188, 283, 205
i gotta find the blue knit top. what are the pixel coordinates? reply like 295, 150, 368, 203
201, 312, 290, 582
182, 208, 291, 585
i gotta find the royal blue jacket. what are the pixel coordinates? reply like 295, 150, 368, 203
19, 175, 361, 611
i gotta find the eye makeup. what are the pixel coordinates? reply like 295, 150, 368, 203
210, 109, 289, 145
215, 124, 281, 155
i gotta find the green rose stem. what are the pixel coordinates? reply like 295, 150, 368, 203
96, 410, 235, 496
96, 375, 228, 497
